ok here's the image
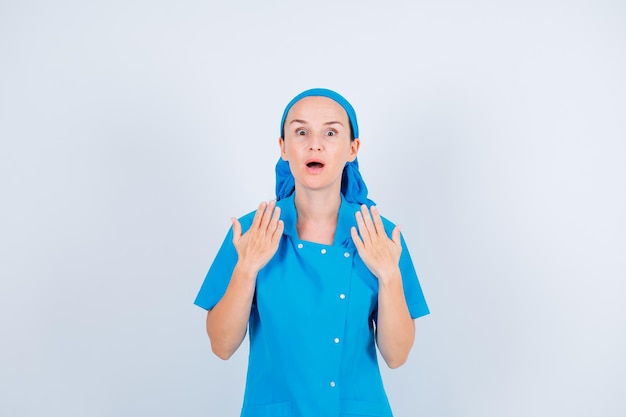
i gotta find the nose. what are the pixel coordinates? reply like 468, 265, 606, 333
308, 133, 323, 151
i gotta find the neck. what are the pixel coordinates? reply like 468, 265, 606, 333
294, 188, 341, 221
293, 186, 342, 244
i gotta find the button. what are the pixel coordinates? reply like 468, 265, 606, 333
330, 381, 336, 387
339, 293, 346, 300
344, 252, 350, 258
297, 243, 303, 249
334, 337, 340, 344
320, 248, 327, 254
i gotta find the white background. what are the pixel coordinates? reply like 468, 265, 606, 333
1, 1, 624, 416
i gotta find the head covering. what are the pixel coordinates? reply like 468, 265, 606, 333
275, 88, 374, 206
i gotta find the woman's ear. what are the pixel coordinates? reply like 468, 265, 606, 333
348, 138, 360, 162
278, 137, 288, 161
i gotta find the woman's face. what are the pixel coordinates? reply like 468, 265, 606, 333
279, 96, 360, 195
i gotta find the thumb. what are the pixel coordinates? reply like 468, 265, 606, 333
231, 217, 242, 244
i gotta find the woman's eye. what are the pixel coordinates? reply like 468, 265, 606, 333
296, 129, 306, 135
325, 130, 336, 137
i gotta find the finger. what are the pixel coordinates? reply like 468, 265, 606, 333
268, 206, 281, 236
350, 226, 365, 251
370, 206, 386, 236
259, 200, 276, 231
360, 204, 376, 237
391, 225, 402, 247
355, 211, 371, 243
251, 201, 267, 229
269, 204, 281, 230
231, 217, 242, 244
271, 219, 285, 244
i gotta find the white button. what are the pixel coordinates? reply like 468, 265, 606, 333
344, 252, 350, 258
297, 243, 303, 249
339, 293, 346, 299
334, 338, 340, 344
320, 248, 327, 254
330, 381, 336, 387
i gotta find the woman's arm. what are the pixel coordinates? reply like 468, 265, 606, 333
375, 268, 415, 368
351, 205, 415, 368
206, 263, 258, 360
206, 201, 283, 360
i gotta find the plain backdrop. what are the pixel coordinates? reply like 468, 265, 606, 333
1, 1, 624, 416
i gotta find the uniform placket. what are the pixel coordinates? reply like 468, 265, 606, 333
292, 237, 356, 416
322, 246, 354, 412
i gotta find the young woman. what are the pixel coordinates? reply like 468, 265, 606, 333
195, 88, 429, 417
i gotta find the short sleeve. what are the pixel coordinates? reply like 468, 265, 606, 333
399, 234, 430, 319
194, 226, 238, 311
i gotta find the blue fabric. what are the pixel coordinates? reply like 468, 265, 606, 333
279, 88, 359, 139
194, 194, 429, 417
275, 88, 374, 207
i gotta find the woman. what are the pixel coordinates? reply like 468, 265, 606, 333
195, 88, 429, 417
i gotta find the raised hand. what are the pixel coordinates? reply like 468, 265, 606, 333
350, 205, 402, 281
231, 200, 284, 274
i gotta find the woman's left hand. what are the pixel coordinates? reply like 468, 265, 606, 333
350, 205, 402, 281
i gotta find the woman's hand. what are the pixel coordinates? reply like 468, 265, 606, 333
207, 201, 282, 360
351, 204, 414, 368
232, 200, 284, 274
350, 205, 402, 281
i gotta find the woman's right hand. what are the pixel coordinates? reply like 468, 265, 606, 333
231, 200, 284, 274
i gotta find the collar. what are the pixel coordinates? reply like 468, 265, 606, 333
276, 193, 359, 248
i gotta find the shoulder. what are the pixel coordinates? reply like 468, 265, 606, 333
237, 209, 257, 233
378, 213, 397, 233
343, 199, 399, 234
369, 204, 398, 235
234, 198, 295, 235
235, 200, 287, 234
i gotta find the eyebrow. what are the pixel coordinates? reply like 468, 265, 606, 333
288, 119, 345, 127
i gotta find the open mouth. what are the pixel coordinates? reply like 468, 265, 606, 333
306, 161, 325, 168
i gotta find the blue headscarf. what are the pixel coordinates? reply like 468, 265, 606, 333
275, 88, 374, 206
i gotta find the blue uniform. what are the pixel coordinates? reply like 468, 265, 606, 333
195, 194, 429, 417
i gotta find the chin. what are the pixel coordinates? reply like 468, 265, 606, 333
297, 179, 340, 193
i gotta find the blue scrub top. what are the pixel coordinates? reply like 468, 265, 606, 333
195, 193, 429, 417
